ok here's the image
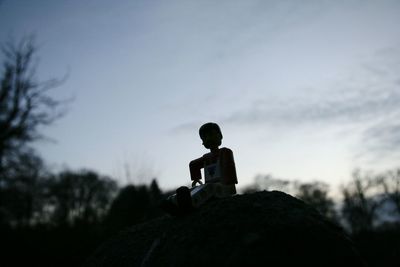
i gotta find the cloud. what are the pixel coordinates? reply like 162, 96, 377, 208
222, 46, 400, 157
223, 88, 399, 127
362, 118, 400, 155
169, 121, 203, 135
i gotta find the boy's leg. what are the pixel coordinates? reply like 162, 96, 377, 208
176, 186, 193, 212
161, 183, 237, 215
190, 183, 216, 208
161, 186, 192, 215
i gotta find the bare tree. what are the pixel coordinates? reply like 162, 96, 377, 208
341, 169, 380, 233
0, 152, 49, 226
0, 37, 66, 177
242, 174, 292, 194
295, 181, 337, 220
0, 37, 67, 226
106, 179, 163, 231
50, 170, 118, 225
375, 169, 400, 216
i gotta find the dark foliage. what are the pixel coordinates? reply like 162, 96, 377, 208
295, 181, 337, 221
341, 170, 381, 233
105, 179, 164, 233
0, 150, 48, 226
49, 170, 117, 225
0, 174, 164, 267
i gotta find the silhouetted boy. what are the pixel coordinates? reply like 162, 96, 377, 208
162, 122, 238, 215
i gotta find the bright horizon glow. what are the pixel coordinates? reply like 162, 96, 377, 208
1, 0, 399, 193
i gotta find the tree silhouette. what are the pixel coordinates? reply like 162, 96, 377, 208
0, 37, 67, 227
341, 170, 379, 233
106, 179, 164, 232
0, 37, 65, 178
295, 181, 337, 220
0, 149, 49, 226
242, 174, 291, 193
374, 169, 400, 216
49, 170, 117, 225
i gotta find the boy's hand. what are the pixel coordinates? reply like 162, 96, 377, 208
192, 179, 203, 187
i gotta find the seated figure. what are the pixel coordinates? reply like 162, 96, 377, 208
162, 122, 238, 215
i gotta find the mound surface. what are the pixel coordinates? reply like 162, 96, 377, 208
86, 191, 365, 267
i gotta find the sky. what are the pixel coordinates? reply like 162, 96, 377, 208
1, 0, 400, 192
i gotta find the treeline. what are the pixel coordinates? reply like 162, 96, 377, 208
242, 170, 400, 267
1, 160, 167, 229
243, 169, 400, 234
2, 164, 399, 266
0, 162, 168, 266
5, 166, 399, 234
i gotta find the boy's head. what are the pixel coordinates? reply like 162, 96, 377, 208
199, 122, 223, 149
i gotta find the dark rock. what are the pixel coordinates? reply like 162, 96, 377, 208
85, 191, 365, 267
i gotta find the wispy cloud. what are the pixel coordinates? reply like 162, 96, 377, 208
362, 117, 400, 155
169, 121, 202, 135
171, 46, 400, 154
221, 46, 400, 157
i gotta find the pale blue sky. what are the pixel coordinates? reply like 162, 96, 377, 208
1, 0, 399, 191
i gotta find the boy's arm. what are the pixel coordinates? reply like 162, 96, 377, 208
189, 156, 204, 184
